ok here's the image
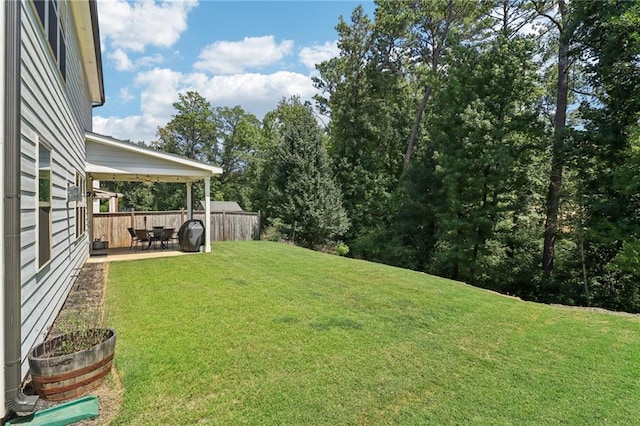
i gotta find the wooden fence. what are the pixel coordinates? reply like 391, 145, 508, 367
93, 210, 260, 248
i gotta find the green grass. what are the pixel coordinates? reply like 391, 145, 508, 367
105, 241, 640, 425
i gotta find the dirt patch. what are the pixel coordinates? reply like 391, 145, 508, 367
24, 262, 123, 425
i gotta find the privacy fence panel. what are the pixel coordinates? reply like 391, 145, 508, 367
192, 211, 261, 242
93, 210, 260, 248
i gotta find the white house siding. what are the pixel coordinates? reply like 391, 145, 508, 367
64, 9, 93, 131
18, 1, 93, 376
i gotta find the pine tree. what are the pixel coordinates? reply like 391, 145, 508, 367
266, 97, 349, 248
402, 35, 546, 291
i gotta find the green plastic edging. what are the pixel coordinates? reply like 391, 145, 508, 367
6, 395, 99, 426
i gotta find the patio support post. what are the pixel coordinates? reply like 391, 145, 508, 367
204, 177, 211, 252
87, 175, 94, 254
186, 182, 192, 219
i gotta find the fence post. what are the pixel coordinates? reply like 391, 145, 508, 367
107, 214, 113, 244
257, 211, 261, 240
222, 211, 226, 241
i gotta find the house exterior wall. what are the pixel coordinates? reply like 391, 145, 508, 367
18, 0, 93, 376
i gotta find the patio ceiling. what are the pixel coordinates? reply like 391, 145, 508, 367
85, 131, 222, 183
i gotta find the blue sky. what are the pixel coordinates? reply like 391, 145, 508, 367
94, 0, 375, 143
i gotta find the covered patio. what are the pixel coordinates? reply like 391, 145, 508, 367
85, 131, 223, 255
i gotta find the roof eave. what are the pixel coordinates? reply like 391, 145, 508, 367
85, 131, 223, 183
86, 131, 223, 174
70, 0, 104, 106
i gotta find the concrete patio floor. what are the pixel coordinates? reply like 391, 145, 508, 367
86, 246, 200, 263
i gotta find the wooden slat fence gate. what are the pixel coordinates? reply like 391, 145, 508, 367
93, 210, 260, 248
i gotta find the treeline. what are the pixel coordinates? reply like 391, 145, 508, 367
104, 0, 640, 312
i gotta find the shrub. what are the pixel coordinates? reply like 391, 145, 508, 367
334, 242, 350, 257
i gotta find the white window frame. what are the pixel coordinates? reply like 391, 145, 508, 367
32, 0, 66, 82
37, 140, 52, 269
75, 171, 87, 239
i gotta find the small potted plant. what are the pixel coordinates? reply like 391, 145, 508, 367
28, 312, 116, 401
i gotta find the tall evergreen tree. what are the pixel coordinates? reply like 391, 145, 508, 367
403, 35, 545, 291
532, 0, 578, 278
314, 5, 412, 250
374, 0, 487, 170
264, 97, 349, 248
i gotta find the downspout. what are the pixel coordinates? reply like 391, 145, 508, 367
0, 0, 6, 418
87, 175, 94, 256
3, 1, 38, 414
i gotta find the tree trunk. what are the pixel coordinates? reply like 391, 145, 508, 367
403, 86, 432, 172
542, 0, 570, 278
402, 0, 455, 172
580, 237, 590, 306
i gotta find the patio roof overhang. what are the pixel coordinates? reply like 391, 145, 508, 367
85, 131, 222, 183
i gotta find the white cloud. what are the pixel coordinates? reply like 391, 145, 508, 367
108, 48, 134, 71
119, 87, 135, 102
108, 49, 164, 71
194, 36, 294, 74
93, 114, 161, 144
136, 54, 164, 68
135, 68, 184, 118
98, 0, 197, 52
93, 68, 318, 142
200, 72, 316, 109
299, 41, 339, 70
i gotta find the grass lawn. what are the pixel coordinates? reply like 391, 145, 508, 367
105, 241, 640, 425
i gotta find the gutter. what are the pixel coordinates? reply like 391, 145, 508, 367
3, 1, 38, 414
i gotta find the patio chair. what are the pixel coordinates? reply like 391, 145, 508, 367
161, 227, 175, 249
127, 227, 137, 251
134, 229, 151, 251
150, 227, 164, 250
172, 229, 180, 247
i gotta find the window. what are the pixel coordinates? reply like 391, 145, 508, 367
75, 173, 86, 238
39, 145, 52, 267
33, 0, 66, 81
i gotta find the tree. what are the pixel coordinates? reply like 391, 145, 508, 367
264, 97, 349, 248
156, 91, 216, 162
570, 0, 640, 311
532, 0, 577, 278
209, 106, 265, 209
487, 0, 537, 39
102, 180, 154, 211
402, 34, 545, 290
372, 0, 486, 171
314, 5, 413, 249
152, 91, 217, 210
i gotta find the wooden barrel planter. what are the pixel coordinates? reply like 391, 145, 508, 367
28, 328, 116, 401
